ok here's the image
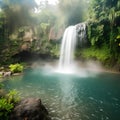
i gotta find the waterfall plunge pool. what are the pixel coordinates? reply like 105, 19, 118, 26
3, 66, 120, 120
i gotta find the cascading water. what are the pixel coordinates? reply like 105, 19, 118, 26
58, 26, 76, 73
58, 23, 86, 73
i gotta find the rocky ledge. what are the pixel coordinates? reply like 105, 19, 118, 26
10, 98, 51, 120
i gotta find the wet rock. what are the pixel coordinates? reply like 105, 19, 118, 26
3, 71, 12, 77
10, 98, 51, 120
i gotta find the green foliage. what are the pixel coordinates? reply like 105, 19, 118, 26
0, 0, 119, 70
40, 23, 50, 35
0, 83, 4, 89
0, 0, 59, 64
0, 98, 14, 119
32, 7, 58, 56
117, 35, 120, 39
109, 7, 116, 24
82, 46, 111, 63
87, 0, 120, 67
0, 89, 20, 119
88, 22, 104, 46
50, 44, 60, 58
6, 89, 20, 104
40, 23, 49, 30
0, 98, 13, 111
0, 0, 37, 65
9, 63, 24, 73
0, 87, 20, 119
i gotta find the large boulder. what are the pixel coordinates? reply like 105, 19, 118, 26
10, 98, 51, 120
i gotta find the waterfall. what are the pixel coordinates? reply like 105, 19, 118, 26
58, 23, 86, 73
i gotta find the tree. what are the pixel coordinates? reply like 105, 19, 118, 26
87, 0, 120, 65
0, 0, 37, 64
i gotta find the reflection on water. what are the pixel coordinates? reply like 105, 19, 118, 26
3, 68, 120, 120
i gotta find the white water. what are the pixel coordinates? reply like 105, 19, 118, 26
58, 26, 76, 73
58, 23, 86, 73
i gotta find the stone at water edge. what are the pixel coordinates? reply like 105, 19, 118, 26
10, 98, 51, 120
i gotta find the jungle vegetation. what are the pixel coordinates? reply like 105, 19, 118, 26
0, 0, 120, 70
84, 0, 120, 69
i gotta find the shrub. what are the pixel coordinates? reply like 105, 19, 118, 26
9, 63, 24, 73
0, 89, 20, 120
81, 46, 111, 63
0, 98, 14, 119
6, 89, 20, 104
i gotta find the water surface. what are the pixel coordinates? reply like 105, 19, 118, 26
3, 68, 120, 120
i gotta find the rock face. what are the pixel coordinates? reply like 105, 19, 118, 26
10, 98, 51, 120
49, 26, 64, 41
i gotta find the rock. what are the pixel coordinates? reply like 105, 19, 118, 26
21, 43, 30, 51
23, 29, 33, 42
12, 73, 23, 76
10, 98, 51, 120
3, 71, 12, 77
49, 26, 64, 41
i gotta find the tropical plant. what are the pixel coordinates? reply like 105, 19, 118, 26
0, 98, 14, 119
0, 88, 20, 119
6, 89, 20, 104
9, 63, 24, 73
86, 0, 120, 67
